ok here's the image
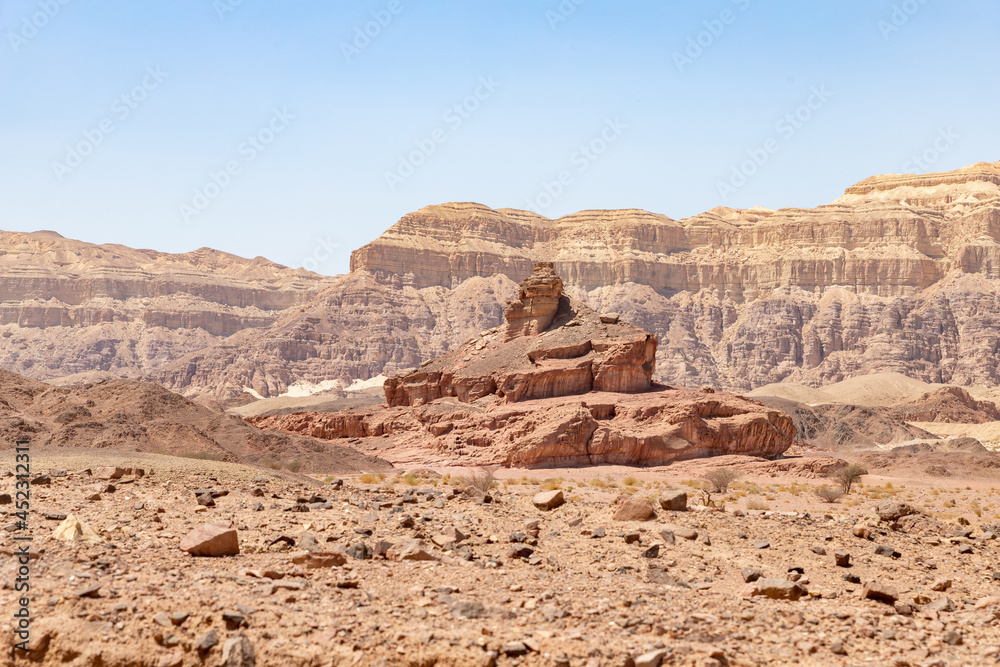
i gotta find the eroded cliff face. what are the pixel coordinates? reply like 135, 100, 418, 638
0, 231, 335, 381
7, 161, 1000, 398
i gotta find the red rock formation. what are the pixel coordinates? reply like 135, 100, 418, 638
252, 265, 793, 468
382, 263, 656, 407
251, 387, 795, 468
503, 262, 563, 340
890, 386, 1000, 424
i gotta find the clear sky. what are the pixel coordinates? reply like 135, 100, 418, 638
2, 1, 998, 275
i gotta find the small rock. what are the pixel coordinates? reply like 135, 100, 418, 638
861, 581, 898, 604
591, 527, 606, 539
675, 527, 698, 541
742, 567, 762, 583
930, 578, 952, 592
613, 495, 654, 521
852, 524, 872, 539
179, 520, 239, 557
660, 529, 675, 545
834, 550, 851, 567
449, 600, 486, 619
387, 539, 437, 561
222, 610, 247, 629
94, 466, 126, 480
874, 544, 900, 558
754, 540, 770, 549
532, 490, 565, 510
752, 579, 807, 601
196, 493, 216, 508
53, 514, 101, 543
811, 546, 826, 555
0, 494, 11, 504
642, 545, 660, 558
624, 531, 641, 544
195, 629, 219, 652
633, 649, 668, 667
876, 500, 917, 522
658, 489, 687, 511
925, 596, 955, 613
220, 633, 255, 667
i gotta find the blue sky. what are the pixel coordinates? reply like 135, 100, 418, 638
1, 1, 998, 275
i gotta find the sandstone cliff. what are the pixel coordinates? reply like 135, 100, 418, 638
7, 161, 1000, 399
0, 231, 335, 384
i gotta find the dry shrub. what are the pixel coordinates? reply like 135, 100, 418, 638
815, 486, 844, 504
703, 467, 742, 493
833, 464, 867, 493
467, 467, 497, 492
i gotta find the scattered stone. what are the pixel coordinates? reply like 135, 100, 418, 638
291, 551, 347, 568
52, 514, 101, 543
94, 467, 126, 480
642, 545, 660, 558
930, 578, 952, 592
613, 495, 654, 521
634, 649, 668, 667
834, 550, 851, 567
874, 544, 900, 558
926, 596, 955, 613
754, 540, 770, 549
660, 529, 675, 545
220, 633, 255, 667
876, 500, 918, 522
43, 512, 67, 521
861, 581, 898, 604
742, 567, 763, 583
852, 524, 873, 539
624, 531, 641, 544
196, 493, 216, 507
658, 489, 687, 511
387, 539, 437, 561
0, 494, 10, 505
752, 579, 807, 601
30, 474, 51, 485
811, 545, 826, 555
591, 527, 606, 539
675, 527, 698, 541
195, 629, 219, 653
532, 490, 565, 510
179, 520, 239, 557
449, 600, 486, 619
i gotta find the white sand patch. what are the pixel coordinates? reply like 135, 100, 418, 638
345, 375, 386, 392
242, 387, 265, 400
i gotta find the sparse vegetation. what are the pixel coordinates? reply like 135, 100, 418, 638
400, 473, 419, 486
541, 478, 563, 491
285, 459, 303, 473
815, 486, 844, 504
183, 451, 225, 461
833, 464, 867, 493
747, 498, 770, 511
623, 476, 643, 487
467, 467, 497, 492
703, 467, 742, 493
358, 472, 385, 484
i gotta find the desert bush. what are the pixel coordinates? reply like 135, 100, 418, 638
702, 467, 742, 493
971, 500, 983, 517
358, 472, 384, 484
183, 451, 224, 461
267, 460, 282, 470
747, 498, 770, 511
286, 459, 303, 473
815, 486, 844, 504
467, 467, 496, 493
833, 464, 867, 493
541, 478, 562, 491
623, 476, 643, 487
400, 473, 419, 486
589, 478, 609, 488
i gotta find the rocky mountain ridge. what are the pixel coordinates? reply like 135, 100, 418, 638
4, 160, 1000, 399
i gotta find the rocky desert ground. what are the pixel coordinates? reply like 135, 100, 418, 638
6, 446, 1000, 667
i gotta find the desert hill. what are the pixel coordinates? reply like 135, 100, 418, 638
0, 369, 389, 473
